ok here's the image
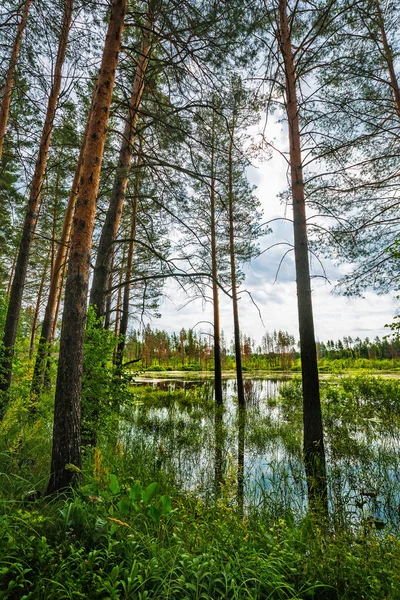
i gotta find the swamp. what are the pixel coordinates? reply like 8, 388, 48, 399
1, 0, 400, 596
1, 370, 400, 598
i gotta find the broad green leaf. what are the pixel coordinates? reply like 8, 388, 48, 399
117, 499, 131, 516
141, 482, 160, 504
160, 494, 172, 514
109, 474, 120, 495
110, 565, 119, 582
148, 505, 161, 524
129, 482, 142, 502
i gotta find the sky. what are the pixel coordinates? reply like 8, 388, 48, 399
143, 120, 398, 346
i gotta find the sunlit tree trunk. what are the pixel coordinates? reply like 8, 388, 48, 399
47, 0, 127, 494
51, 252, 67, 342
50, 195, 59, 278
6, 249, 18, 296
0, 0, 32, 159
112, 250, 125, 364
278, 0, 328, 517
41, 250, 68, 391
90, 13, 153, 320
0, 0, 74, 395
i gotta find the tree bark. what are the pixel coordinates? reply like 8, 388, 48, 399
115, 153, 142, 369
0, 0, 74, 394
104, 252, 114, 330
47, 0, 127, 494
374, 0, 400, 119
51, 249, 68, 342
278, 0, 328, 517
112, 250, 125, 365
42, 248, 68, 391
50, 201, 58, 279
29, 249, 50, 360
227, 119, 245, 410
210, 121, 223, 408
31, 105, 91, 397
6, 248, 18, 296
89, 14, 153, 320
0, 0, 32, 159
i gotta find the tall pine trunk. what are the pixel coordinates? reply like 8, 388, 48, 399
112, 250, 125, 365
227, 112, 247, 510
278, 0, 328, 517
115, 153, 142, 369
0, 0, 74, 395
42, 249, 68, 391
209, 119, 224, 493
374, 0, 400, 119
47, 0, 127, 494
104, 253, 114, 330
29, 249, 51, 360
31, 108, 91, 397
0, 0, 32, 159
51, 251, 67, 342
90, 14, 153, 320
227, 119, 245, 409
210, 122, 223, 408
6, 249, 18, 296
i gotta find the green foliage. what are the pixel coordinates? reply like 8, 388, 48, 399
81, 308, 135, 445
1, 374, 400, 596
129, 325, 400, 374
1, 483, 400, 598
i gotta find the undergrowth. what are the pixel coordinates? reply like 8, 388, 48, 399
1, 375, 400, 598
1, 469, 400, 599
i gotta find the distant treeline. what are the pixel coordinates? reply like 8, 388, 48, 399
124, 326, 400, 371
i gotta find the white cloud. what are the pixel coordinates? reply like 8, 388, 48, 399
140, 122, 398, 345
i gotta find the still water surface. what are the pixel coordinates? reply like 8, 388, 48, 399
126, 377, 400, 528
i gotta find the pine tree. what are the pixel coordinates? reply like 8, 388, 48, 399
90, 6, 154, 321
275, 0, 328, 516
304, 0, 400, 294
47, 0, 127, 494
0, 0, 74, 395
0, 0, 32, 159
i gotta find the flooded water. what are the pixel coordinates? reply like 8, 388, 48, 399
124, 377, 400, 528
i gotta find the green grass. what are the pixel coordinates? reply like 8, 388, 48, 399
2, 374, 400, 598
1, 469, 400, 599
